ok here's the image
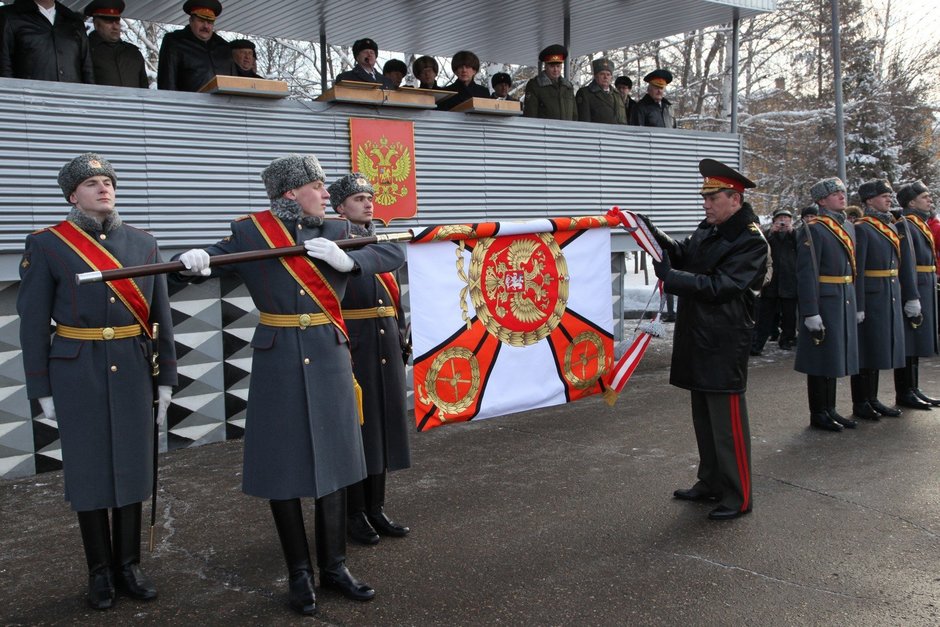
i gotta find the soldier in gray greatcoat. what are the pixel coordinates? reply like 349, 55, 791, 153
850, 179, 912, 420
176, 154, 402, 616
17, 153, 177, 610
576, 57, 627, 125
794, 177, 859, 431
893, 181, 940, 409
327, 173, 411, 547
522, 44, 577, 121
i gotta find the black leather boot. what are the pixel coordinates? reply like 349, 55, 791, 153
896, 359, 931, 409
827, 377, 856, 428
346, 479, 379, 545
315, 490, 375, 602
851, 371, 879, 420
365, 472, 409, 538
270, 499, 316, 616
911, 357, 940, 406
112, 502, 157, 600
808, 376, 842, 431
868, 369, 901, 416
77, 509, 115, 610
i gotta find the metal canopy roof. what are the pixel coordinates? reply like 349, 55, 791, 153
59, 0, 776, 67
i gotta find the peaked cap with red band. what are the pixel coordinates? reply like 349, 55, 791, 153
698, 158, 755, 195
83, 0, 124, 18
183, 0, 222, 21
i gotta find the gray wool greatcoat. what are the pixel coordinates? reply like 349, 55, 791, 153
794, 208, 859, 377
854, 212, 911, 370
187, 214, 403, 500
897, 210, 940, 357
17, 220, 177, 512
342, 258, 412, 475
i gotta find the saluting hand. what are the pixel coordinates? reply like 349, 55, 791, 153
305, 238, 355, 272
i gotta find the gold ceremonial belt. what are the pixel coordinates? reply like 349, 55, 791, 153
341, 306, 396, 320
864, 269, 898, 277
55, 323, 142, 341
916, 265, 937, 273
259, 312, 331, 329
818, 275, 853, 284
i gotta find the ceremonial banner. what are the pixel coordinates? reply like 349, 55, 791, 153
409, 216, 618, 431
349, 118, 417, 224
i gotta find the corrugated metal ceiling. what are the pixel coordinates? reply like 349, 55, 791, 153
57, 0, 776, 66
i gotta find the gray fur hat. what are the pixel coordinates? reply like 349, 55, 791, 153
261, 154, 325, 200
328, 172, 374, 210
58, 153, 117, 199
896, 180, 929, 208
810, 177, 846, 202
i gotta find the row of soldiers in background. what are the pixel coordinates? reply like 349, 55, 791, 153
786, 177, 939, 432
0, 0, 260, 90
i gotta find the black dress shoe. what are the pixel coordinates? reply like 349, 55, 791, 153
367, 511, 410, 537
897, 391, 932, 410
829, 410, 857, 429
87, 567, 115, 610
852, 402, 879, 421
869, 399, 901, 417
810, 411, 843, 432
319, 564, 375, 601
673, 486, 719, 502
708, 505, 751, 521
288, 569, 317, 616
913, 388, 940, 406
347, 512, 380, 545
114, 564, 156, 600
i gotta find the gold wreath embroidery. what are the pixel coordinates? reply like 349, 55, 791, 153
356, 136, 411, 206
418, 346, 480, 418
563, 332, 608, 389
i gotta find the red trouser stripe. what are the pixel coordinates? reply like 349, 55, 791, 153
729, 394, 751, 511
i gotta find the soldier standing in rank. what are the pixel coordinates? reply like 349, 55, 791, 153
893, 181, 940, 409
17, 153, 177, 610
522, 44, 577, 121
576, 57, 626, 124
176, 155, 403, 616
794, 178, 859, 432
85, 0, 149, 89
327, 173, 412, 546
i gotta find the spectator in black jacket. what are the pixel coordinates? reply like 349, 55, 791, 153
438, 50, 490, 111
629, 69, 677, 128
335, 38, 394, 88
382, 58, 407, 88
751, 208, 798, 354
157, 0, 234, 92
85, 0, 148, 89
231, 39, 261, 78
0, 0, 94, 84
615, 75, 636, 122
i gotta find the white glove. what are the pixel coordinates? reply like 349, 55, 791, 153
38, 396, 56, 422
804, 315, 825, 332
904, 299, 922, 318
179, 249, 211, 276
856, 311, 865, 324
156, 385, 172, 426
304, 238, 354, 272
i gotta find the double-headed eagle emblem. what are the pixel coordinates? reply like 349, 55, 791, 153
355, 136, 411, 206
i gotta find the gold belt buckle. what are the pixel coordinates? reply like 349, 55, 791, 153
101, 327, 115, 340
376, 306, 387, 317
298, 313, 311, 329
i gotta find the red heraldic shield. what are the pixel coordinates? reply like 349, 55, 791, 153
349, 117, 418, 225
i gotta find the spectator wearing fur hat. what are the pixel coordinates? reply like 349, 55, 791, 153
335, 37, 395, 88
794, 177, 859, 432
174, 155, 404, 616
490, 72, 516, 100
849, 179, 911, 420
522, 44, 576, 121
157, 0, 235, 91
412, 55, 440, 89
0, 0, 94, 83
438, 49, 490, 111
576, 57, 626, 124
630, 69, 677, 128
231, 39, 261, 78
382, 58, 407, 88
17, 153, 177, 610
751, 207, 798, 355
615, 75, 636, 122
893, 180, 940, 409
327, 173, 411, 547
85, 0, 148, 88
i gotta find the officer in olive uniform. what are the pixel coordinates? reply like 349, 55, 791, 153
522, 44, 577, 121
85, 0, 149, 88
794, 178, 859, 431
630, 69, 678, 128
157, 0, 235, 91
893, 181, 940, 409
176, 155, 405, 616
576, 58, 626, 124
327, 173, 412, 547
18, 154, 177, 610
850, 180, 911, 420
641, 159, 768, 521
335, 38, 395, 88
